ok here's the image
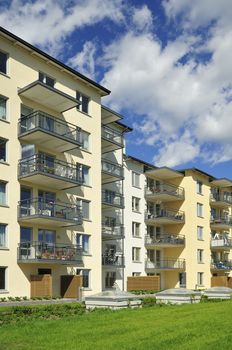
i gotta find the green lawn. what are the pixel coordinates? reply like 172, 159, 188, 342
0, 301, 232, 350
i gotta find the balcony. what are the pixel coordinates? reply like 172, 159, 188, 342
210, 216, 232, 230
210, 193, 232, 208
18, 111, 82, 153
211, 260, 232, 271
211, 237, 232, 250
102, 159, 124, 184
102, 253, 124, 267
145, 183, 184, 202
18, 81, 79, 113
18, 198, 83, 227
18, 154, 83, 190
145, 208, 185, 225
102, 190, 124, 209
145, 234, 185, 248
102, 223, 124, 240
102, 126, 123, 153
145, 259, 185, 271
17, 241, 83, 265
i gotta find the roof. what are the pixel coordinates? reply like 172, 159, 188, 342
178, 167, 215, 180
124, 154, 156, 169
0, 26, 110, 96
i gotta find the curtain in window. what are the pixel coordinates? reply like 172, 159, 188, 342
0, 224, 6, 246
0, 98, 6, 120
0, 182, 6, 205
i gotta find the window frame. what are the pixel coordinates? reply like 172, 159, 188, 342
76, 233, 90, 254
0, 95, 8, 121
80, 130, 90, 151
77, 198, 90, 220
0, 266, 7, 291
76, 91, 90, 115
132, 196, 140, 212
197, 249, 204, 263
38, 71, 55, 88
197, 203, 203, 217
197, 226, 203, 240
132, 247, 141, 262
0, 137, 7, 163
0, 224, 7, 248
77, 269, 90, 289
0, 50, 8, 75
132, 171, 140, 188
197, 272, 204, 286
132, 221, 141, 237
0, 181, 7, 206
196, 180, 203, 194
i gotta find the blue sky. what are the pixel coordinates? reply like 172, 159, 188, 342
1, 0, 232, 178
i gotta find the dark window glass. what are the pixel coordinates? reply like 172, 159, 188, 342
0, 52, 7, 74
39, 72, 54, 87
82, 95, 89, 113
0, 267, 6, 289
20, 227, 32, 242
38, 268, 52, 275
0, 138, 6, 161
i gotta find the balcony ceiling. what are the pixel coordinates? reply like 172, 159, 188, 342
18, 81, 79, 113
145, 167, 184, 180
210, 178, 232, 188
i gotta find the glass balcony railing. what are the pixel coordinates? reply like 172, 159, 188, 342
145, 259, 185, 270
211, 260, 232, 270
145, 183, 184, 199
102, 253, 124, 267
19, 111, 82, 146
211, 236, 232, 248
210, 193, 232, 205
145, 208, 185, 222
102, 223, 124, 238
102, 126, 123, 147
18, 241, 83, 264
102, 159, 123, 178
18, 198, 83, 225
145, 234, 185, 246
18, 154, 84, 185
210, 216, 232, 226
102, 190, 124, 208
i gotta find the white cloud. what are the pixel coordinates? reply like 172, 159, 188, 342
101, 1, 232, 167
68, 41, 96, 79
132, 5, 153, 32
0, 0, 125, 55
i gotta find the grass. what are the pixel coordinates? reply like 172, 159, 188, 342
0, 301, 232, 350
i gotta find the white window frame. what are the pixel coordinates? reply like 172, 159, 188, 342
0, 137, 7, 163
197, 226, 203, 240
39, 71, 55, 87
76, 269, 90, 289
0, 224, 7, 248
197, 272, 204, 286
132, 196, 140, 212
0, 181, 7, 206
76, 91, 90, 114
80, 130, 90, 151
0, 266, 7, 291
197, 249, 204, 263
132, 171, 140, 188
132, 222, 140, 237
76, 233, 90, 254
197, 203, 203, 217
196, 180, 203, 194
132, 247, 141, 262
0, 95, 8, 121
77, 199, 90, 220
0, 50, 8, 75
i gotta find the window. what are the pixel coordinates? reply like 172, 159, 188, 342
0, 51, 7, 74
39, 72, 55, 87
197, 226, 203, 240
38, 268, 51, 275
197, 249, 204, 263
77, 269, 90, 288
0, 138, 7, 162
38, 229, 56, 244
76, 91, 89, 114
197, 203, 203, 217
20, 227, 32, 242
80, 131, 90, 150
77, 163, 90, 185
132, 172, 140, 188
132, 222, 140, 237
76, 234, 90, 254
196, 180, 203, 194
132, 196, 140, 212
132, 272, 141, 276
0, 224, 7, 247
77, 199, 90, 220
21, 144, 35, 159
0, 181, 6, 205
0, 267, 6, 290
0, 96, 7, 120
197, 272, 204, 286
105, 271, 116, 288
132, 247, 141, 262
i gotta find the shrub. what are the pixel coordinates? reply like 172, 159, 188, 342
142, 296, 157, 307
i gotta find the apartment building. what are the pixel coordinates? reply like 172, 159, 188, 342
123, 157, 232, 290
0, 26, 115, 298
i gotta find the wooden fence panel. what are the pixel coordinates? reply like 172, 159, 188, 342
127, 276, 160, 291
60, 275, 82, 298
31, 274, 52, 298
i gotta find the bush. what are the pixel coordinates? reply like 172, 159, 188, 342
141, 296, 157, 307
130, 290, 157, 295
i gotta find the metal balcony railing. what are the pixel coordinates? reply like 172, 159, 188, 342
102, 159, 123, 178
210, 216, 232, 226
211, 237, 232, 248
102, 190, 124, 208
211, 260, 232, 270
19, 111, 82, 146
145, 234, 185, 246
102, 126, 123, 146
210, 193, 232, 205
17, 241, 83, 263
102, 223, 124, 238
102, 253, 124, 267
145, 183, 184, 198
145, 208, 185, 221
145, 259, 185, 270
18, 154, 84, 184
18, 198, 82, 224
